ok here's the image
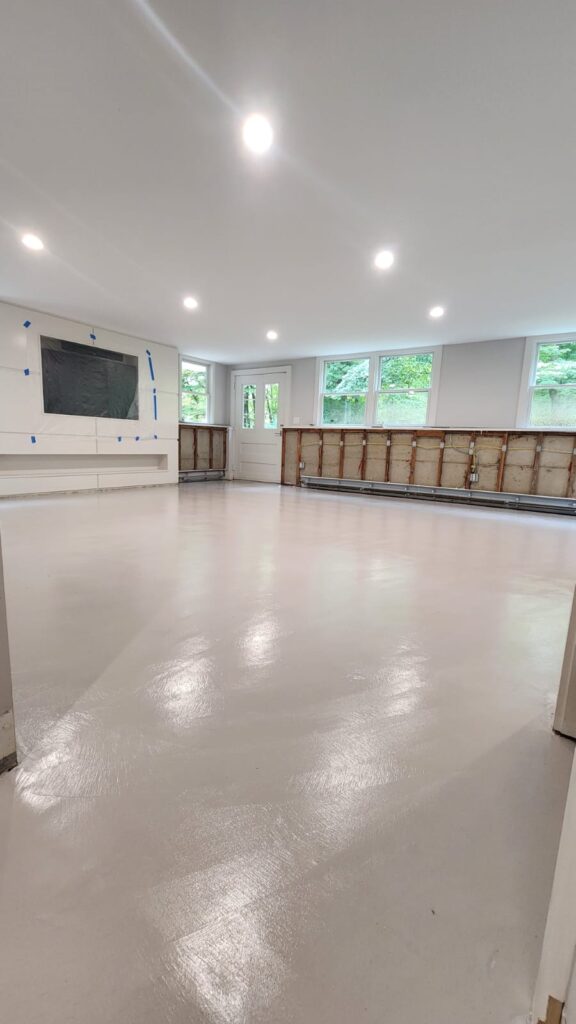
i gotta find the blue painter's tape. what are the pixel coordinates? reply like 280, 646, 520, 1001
135, 435, 140, 441
89, 332, 96, 341
23, 320, 31, 328
153, 387, 158, 420
23, 368, 30, 376
117, 436, 122, 442
145, 349, 155, 381
30, 435, 37, 444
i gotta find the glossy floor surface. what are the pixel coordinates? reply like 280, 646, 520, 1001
0, 482, 575, 1024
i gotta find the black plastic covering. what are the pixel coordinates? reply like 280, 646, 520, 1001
41, 337, 138, 419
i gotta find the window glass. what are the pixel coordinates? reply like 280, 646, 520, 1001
181, 361, 208, 422
322, 395, 367, 425
243, 384, 256, 429
376, 352, 433, 426
324, 359, 370, 393
380, 353, 433, 389
377, 391, 429, 426
530, 343, 576, 426
264, 382, 279, 429
321, 359, 369, 425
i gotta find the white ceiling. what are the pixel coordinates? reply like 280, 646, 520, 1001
1, 0, 576, 364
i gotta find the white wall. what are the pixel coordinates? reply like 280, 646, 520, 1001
230, 340, 528, 430
0, 533, 16, 768
211, 362, 230, 425
0, 301, 179, 497
435, 337, 525, 428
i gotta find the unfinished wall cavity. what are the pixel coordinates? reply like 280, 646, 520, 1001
179, 425, 228, 473
282, 427, 576, 504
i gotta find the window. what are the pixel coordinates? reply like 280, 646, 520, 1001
528, 341, 576, 427
376, 353, 433, 426
317, 349, 439, 426
180, 359, 209, 423
321, 359, 370, 425
264, 382, 279, 429
243, 384, 256, 428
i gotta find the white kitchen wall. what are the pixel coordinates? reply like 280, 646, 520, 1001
0, 300, 179, 497
231, 339, 528, 430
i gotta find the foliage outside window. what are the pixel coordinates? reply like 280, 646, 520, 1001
181, 360, 209, 422
243, 384, 256, 429
376, 353, 433, 426
529, 342, 576, 427
264, 382, 279, 429
321, 359, 370, 425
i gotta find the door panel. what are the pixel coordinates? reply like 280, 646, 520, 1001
233, 371, 288, 482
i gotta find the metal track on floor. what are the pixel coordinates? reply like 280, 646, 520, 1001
300, 475, 576, 515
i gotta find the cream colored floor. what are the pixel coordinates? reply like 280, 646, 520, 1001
0, 482, 574, 1023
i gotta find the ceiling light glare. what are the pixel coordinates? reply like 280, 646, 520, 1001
242, 113, 274, 154
22, 233, 44, 251
429, 305, 445, 319
183, 296, 199, 310
266, 330, 279, 341
373, 249, 395, 271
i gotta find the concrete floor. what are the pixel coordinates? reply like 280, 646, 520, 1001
0, 482, 574, 1024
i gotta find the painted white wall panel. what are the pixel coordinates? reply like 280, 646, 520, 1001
0, 301, 180, 496
0, 474, 99, 497
96, 471, 175, 490
0, 435, 98, 456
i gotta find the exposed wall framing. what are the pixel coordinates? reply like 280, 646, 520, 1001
179, 425, 228, 474
281, 427, 576, 506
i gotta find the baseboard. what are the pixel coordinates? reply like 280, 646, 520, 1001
0, 750, 17, 774
0, 708, 16, 773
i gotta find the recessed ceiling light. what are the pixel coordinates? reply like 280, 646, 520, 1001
242, 113, 274, 154
22, 233, 44, 251
373, 249, 395, 271
183, 296, 199, 311
429, 305, 445, 319
266, 329, 279, 341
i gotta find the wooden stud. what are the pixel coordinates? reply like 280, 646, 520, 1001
208, 428, 214, 470
384, 432, 391, 483
222, 428, 228, 475
318, 431, 324, 478
280, 427, 286, 485
193, 427, 197, 471
496, 432, 509, 492
436, 432, 446, 487
296, 429, 303, 486
531, 432, 544, 495
360, 430, 368, 480
538, 995, 564, 1024
565, 435, 576, 498
338, 429, 345, 479
464, 432, 477, 490
408, 433, 418, 485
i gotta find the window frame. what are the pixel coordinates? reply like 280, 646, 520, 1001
517, 334, 576, 429
315, 346, 442, 428
179, 355, 212, 424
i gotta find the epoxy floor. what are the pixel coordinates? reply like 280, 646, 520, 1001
0, 482, 574, 1024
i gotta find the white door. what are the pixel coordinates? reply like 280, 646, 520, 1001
232, 369, 289, 482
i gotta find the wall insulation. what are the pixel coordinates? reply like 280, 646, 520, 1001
179, 425, 227, 473
281, 428, 576, 507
